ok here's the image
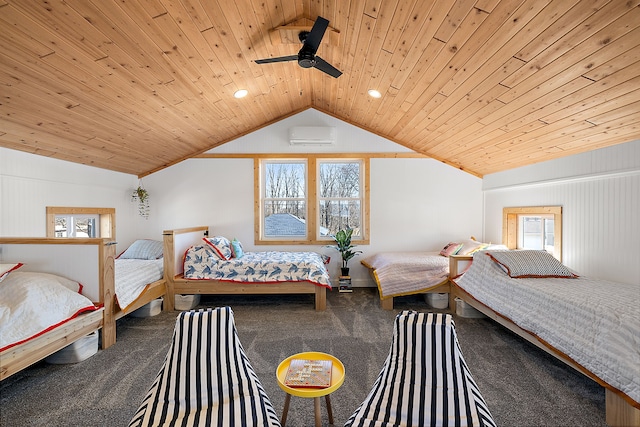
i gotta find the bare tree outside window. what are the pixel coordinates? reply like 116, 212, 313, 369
54, 215, 98, 237
319, 161, 362, 237
263, 162, 307, 237
259, 158, 366, 242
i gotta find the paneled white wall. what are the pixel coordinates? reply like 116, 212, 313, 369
0, 147, 142, 252
483, 139, 640, 285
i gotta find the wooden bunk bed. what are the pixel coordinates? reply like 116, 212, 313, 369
0, 237, 166, 380
162, 226, 328, 311
448, 254, 640, 427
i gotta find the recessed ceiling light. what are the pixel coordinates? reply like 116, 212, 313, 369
234, 89, 248, 99
368, 89, 382, 98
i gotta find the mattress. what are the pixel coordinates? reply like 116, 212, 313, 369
115, 258, 164, 311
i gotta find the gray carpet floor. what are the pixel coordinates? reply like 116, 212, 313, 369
0, 288, 606, 426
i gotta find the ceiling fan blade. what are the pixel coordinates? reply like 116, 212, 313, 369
314, 56, 342, 78
304, 16, 329, 54
255, 55, 298, 64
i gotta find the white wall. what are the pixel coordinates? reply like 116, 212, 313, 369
0, 147, 144, 252
6, 114, 637, 288
483, 139, 640, 285
143, 109, 484, 286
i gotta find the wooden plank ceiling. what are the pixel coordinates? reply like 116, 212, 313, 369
1, 0, 639, 178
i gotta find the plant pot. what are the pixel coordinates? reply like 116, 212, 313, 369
341, 267, 350, 276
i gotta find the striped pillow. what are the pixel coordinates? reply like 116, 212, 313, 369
486, 250, 577, 278
118, 240, 163, 260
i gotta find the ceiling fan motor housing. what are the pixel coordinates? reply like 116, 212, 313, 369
298, 48, 316, 68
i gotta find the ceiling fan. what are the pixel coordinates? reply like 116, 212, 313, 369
254, 16, 342, 78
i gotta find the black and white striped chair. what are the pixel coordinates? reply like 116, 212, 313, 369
344, 311, 496, 427
129, 307, 282, 427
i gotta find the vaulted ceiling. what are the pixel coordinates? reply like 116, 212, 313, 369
1, 0, 639, 178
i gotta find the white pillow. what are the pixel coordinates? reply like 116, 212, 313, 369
457, 239, 489, 255
1, 271, 83, 293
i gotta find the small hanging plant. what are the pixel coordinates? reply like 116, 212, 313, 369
131, 184, 150, 219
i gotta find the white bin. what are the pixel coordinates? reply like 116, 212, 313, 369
175, 294, 201, 311
46, 331, 98, 364
455, 298, 486, 318
424, 292, 449, 309
130, 297, 163, 318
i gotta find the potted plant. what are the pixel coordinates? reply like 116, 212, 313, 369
131, 185, 150, 219
328, 228, 362, 276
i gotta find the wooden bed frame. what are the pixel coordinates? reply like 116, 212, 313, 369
0, 237, 166, 380
368, 272, 450, 310
362, 260, 451, 310
162, 226, 327, 311
448, 254, 640, 427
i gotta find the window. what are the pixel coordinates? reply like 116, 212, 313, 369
318, 160, 362, 238
262, 160, 308, 239
256, 156, 369, 245
54, 214, 100, 237
503, 206, 562, 260
46, 207, 115, 238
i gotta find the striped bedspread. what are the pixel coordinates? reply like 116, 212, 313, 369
361, 252, 449, 299
115, 258, 164, 311
455, 252, 640, 407
128, 307, 282, 427
345, 311, 496, 427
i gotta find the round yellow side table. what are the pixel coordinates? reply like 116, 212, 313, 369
276, 351, 345, 427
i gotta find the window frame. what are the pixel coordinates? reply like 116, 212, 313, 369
503, 206, 562, 260
46, 207, 116, 239
255, 155, 370, 245
260, 159, 309, 241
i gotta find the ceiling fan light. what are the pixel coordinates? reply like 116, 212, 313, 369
234, 89, 248, 99
368, 89, 382, 98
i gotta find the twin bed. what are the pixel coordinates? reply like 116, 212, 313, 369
161, 226, 331, 311
0, 237, 166, 380
361, 238, 499, 309
449, 250, 640, 427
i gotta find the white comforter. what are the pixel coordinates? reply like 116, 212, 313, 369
361, 252, 449, 298
454, 252, 640, 406
0, 272, 98, 351
115, 258, 164, 310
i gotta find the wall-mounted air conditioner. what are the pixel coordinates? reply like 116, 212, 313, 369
289, 126, 336, 145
